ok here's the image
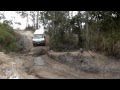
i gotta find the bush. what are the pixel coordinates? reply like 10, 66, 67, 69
88, 22, 120, 58
25, 26, 35, 31
5, 42, 17, 52
0, 23, 18, 52
50, 32, 78, 52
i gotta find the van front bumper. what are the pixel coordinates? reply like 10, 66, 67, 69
33, 40, 45, 45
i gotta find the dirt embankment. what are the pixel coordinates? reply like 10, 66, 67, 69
47, 50, 120, 78
15, 30, 33, 52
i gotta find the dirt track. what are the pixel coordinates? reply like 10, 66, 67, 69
0, 30, 120, 79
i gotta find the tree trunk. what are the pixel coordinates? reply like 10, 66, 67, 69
86, 11, 89, 49
26, 14, 28, 28
36, 11, 39, 29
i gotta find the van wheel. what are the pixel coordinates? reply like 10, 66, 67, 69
33, 44, 36, 47
43, 43, 46, 46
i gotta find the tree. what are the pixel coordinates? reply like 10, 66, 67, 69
36, 11, 39, 29
3, 20, 13, 26
30, 11, 36, 29
85, 11, 120, 57
70, 11, 86, 48
0, 11, 5, 21
39, 11, 78, 51
17, 11, 42, 30
16, 11, 29, 28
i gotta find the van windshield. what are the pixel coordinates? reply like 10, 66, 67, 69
33, 34, 44, 39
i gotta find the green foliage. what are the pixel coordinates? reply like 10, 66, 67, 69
0, 23, 18, 52
25, 25, 35, 31
40, 11, 120, 58
70, 14, 85, 48
50, 33, 78, 51
87, 11, 120, 58
3, 20, 13, 26
44, 11, 78, 51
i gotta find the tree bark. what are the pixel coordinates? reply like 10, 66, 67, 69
36, 11, 39, 29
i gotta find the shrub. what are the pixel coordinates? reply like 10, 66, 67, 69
0, 23, 18, 52
50, 32, 78, 52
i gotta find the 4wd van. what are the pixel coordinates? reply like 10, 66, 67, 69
32, 29, 46, 47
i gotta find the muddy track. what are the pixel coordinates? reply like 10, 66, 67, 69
0, 30, 120, 79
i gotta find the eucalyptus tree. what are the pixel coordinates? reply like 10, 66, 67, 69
16, 11, 29, 28
40, 11, 77, 50
0, 11, 5, 22
16, 11, 41, 29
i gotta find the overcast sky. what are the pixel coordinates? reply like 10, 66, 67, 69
3, 11, 32, 30
0, 11, 79, 30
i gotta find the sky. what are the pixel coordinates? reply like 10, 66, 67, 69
0, 11, 33, 30
0, 11, 79, 30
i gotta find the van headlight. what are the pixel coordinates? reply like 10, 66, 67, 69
41, 40, 45, 42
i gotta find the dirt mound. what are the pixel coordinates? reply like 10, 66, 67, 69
29, 46, 50, 56
48, 51, 100, 73
57, 53, 100, 73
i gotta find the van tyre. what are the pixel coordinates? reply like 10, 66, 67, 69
44, 43, 46, 46
33, 44, 36, 47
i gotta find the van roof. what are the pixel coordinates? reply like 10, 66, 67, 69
34, 29, 44, 34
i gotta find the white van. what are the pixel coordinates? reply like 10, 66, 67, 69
32, 29, 46, 47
